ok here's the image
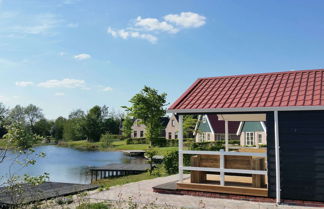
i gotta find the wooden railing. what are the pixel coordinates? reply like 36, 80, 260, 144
180, 149, 267, 187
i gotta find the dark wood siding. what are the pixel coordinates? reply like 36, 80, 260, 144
279, 111, 324, 201
266, 112, 276, 198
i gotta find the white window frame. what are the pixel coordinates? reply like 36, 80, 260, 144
245, 132, 255, 146
258, 133, 263, 144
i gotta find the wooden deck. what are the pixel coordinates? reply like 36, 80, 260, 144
0, 182, 98, 207
90, 163, 150, 181
177, 175, 268, 197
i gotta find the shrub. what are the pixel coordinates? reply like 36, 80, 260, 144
100, 133, 114, 148
125, 138, 147, 144
151, 137, 167, 147
76, 202, 109, 209
163, 150, 190, 175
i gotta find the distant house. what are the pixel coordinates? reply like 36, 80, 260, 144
131, 117, 169, 138
165, 114, 179, 139
236, 121, 267, 147
131, 119, 146, 138
194, 114, 240, 142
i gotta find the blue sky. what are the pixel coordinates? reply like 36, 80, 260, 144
1, 0, 324, 119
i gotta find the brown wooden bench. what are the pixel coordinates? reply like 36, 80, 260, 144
190, 154, 266, 188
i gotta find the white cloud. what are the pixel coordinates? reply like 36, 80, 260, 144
102, 86, 113, 92
15, 81, 33, 87
9, 13, 61, 35
107, 27, 157, 44
38, 78, 85, 88
55, 92, 65, 96
135, 17, 178, 33
58, 51, 66, 56
107, 12, 205, 44
164, 12, 206, 28
67, 23, 78, 28
74, 53, 91, 60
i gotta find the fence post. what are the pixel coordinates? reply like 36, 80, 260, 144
178, 115, 184, 182
220, 149, 225, 186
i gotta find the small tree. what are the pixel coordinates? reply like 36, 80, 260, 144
83, 106, 105, 142
122, 115, 133, 138
124, 86, 167, 145
24, 104, 44, 132
145, 149, 157, 175
183, 115, 198, 138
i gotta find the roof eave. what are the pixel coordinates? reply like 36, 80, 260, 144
167, 106, 324, 114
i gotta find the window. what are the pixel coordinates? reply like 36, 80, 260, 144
134, 131, 137, 138
168, 132, 172, 139
245, 132, 255, 146
207, 133, 210, 141
171, 120, 175, 127
175, 132, 178, 139
258, 133, 262, 144
140, 131, 144, 138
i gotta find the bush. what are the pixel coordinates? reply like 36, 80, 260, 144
100, 134, 114, 148
190, 142, 224, 151
126, 138, 147, 144
76, 202, 109, 209
151, 137, 167, 147
163, 150, 190, 175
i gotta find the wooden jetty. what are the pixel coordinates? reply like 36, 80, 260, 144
90, 163, 150, 182
0, 182, 98, 207
122, 150, 146, 157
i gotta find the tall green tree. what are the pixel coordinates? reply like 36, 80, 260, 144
83, 106, 105, 142
0, 103, 8, 138
51, 117, 66, 141
34, 119, 53, 138
63, 109, 86, 141
8, 105, 26, 124
122, 115, 133, 138
24, 104, 44, 131
124, 86, 167, 144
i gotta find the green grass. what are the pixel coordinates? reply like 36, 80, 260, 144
94, 172, 159, 189
58, 139, 178, 156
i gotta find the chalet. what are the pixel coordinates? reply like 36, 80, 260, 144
165, 114, 179, 139
131, 118, 168, 138
194, 114, 239, 142
163, 69, 324, 204
236, 121, 267, 147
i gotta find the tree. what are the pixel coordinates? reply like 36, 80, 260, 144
183, 115, 198, 138
63, 109, 86, 141
34, 119, 53, 138
24, 104, 44, 131
51, 117, 66, 142
8, 105, 26, 124
124, 86, 167, 145
83, 106, 105, 142
145, 149, 157, 175
122, 115, 133, 138
0, 103, 8, 138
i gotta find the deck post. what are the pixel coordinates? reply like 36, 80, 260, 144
225, 120, 229, 152
274, 110, 281, 204
179, 114, 184, 182
220, 149, 225, 186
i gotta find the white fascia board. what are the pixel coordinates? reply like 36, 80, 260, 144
236, 122, 244, 136
260, 121, 267, 133
193, 115, 201, 135
167, 106, 324, 114
206, 115, 215, 134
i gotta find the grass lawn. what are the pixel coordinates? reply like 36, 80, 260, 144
93, 172, 161, 189
58, 139, 178, 156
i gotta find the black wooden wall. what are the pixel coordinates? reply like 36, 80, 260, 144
266, 112, 276, 198
278, 110, 324, 201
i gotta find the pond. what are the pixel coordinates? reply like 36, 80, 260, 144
0, 145, 146, 185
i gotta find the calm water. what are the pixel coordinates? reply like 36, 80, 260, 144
0, 145, 146, 184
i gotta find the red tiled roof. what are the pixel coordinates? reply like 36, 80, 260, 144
207, 114, 240, 134
169, 69, 324, 111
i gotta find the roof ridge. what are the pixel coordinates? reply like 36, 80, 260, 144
198, 69, 324, 80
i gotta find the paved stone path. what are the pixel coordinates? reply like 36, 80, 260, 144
88, 174, 317, 209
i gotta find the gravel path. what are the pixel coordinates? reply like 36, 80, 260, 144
88, 174, 317, 209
